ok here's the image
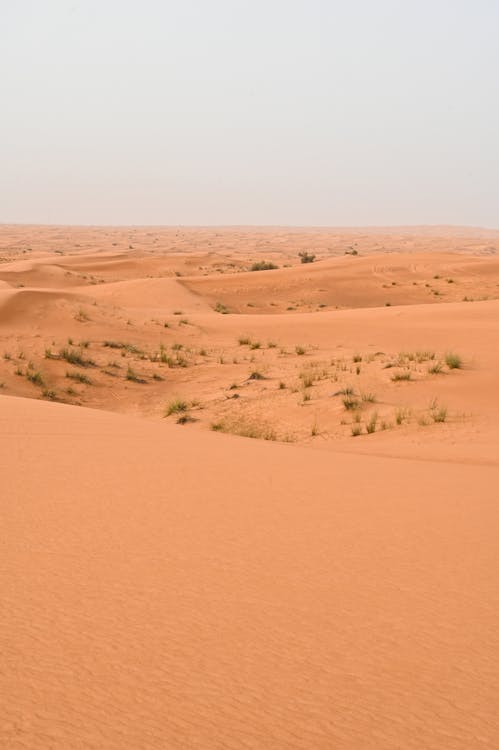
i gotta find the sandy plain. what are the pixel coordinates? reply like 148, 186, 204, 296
1, 225, 499, 748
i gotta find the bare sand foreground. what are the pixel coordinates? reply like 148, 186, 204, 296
1, 226, 499, 749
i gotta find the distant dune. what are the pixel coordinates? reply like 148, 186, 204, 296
1, 225, 499, 748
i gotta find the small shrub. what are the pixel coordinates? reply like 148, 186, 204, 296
361, 392, 377, 403
351, 424, 362, 437
298, 251, 316, 264
238, 336, 251, 346
428, 362, 443, 375
59, 348, 95, 367
249, 370, 265, 380
395, 408, 409, 425
343, 396, 360, 410
432, 407, 447, 423
177, 414, 196, 425
301, 373, 314, 388
391, 371, 412, 382
445, 352, 462, 370
295, 346, 306, 356
66, 371, 92, 385
214, 302, 229, 314
250, 261, 278, 271
126, 366, 145, 383
42, 389, 57, 400
250, 341, 261, 350
26, 370, 44, 386
366, 412, 378, 434
334, 386, 355, 396
74, 308, 89, 322
165, 399, 188, 416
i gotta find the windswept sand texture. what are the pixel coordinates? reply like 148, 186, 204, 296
1, 225, 499, 748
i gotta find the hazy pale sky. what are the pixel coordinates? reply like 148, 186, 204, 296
1, 0, 498, 226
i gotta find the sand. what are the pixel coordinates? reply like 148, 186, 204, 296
1, 225, 499, 748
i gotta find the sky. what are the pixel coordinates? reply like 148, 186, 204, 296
1, 0, 498, 227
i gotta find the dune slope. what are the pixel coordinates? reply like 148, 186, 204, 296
2, 395, 498, 749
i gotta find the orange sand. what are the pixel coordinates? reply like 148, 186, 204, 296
1, 225, 499, 748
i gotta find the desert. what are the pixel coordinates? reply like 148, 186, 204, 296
1, 224, 499, 748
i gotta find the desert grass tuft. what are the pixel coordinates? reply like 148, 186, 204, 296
366, 412, 378, 434
59, 347, 96, 367
430, 399, 447, 423
165, 399, 189, 416
126, 366, 145, 383
66, 371, 92, 385
428, 362, 443, 375
250, 261, 278, 271
26, 370, 44, 386
343, 396, 360, 410
445, 352, 462, 370
391, 371, 412, 382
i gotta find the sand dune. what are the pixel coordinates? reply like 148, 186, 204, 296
181, 251, 499, 313
2, 394, 498, 749
1, 225, 499, 748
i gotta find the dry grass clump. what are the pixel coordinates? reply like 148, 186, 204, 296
125, 366, 146, 383
430, 399, 448, 423
26, 370, 44, 386
210, 418, 277, 441
391, 371, 412, 382
165, 399, 189, 416
250, 261, 278, 271
445, 352, 462, 370
59, 348, 96, 367
74, 308, 90, 322
343, 396, 360, 410
366, 412, 378, 434
66, 371, 92, 385
428, 362, 444, 375
248, 370, 266, 380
